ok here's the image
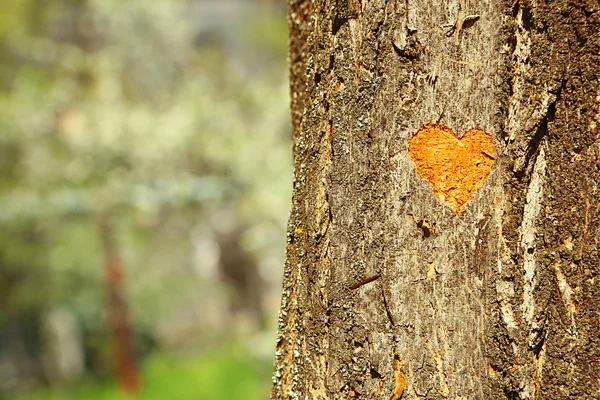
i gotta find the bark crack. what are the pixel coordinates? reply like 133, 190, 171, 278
513, 80, 564, 178
381, 286, 396, 328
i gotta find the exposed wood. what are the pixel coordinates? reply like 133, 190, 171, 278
408, 123, 495, 214
273, 0, 599, 399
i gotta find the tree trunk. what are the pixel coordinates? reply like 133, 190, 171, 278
272, 1, 599, 399
99, 218, 141, 396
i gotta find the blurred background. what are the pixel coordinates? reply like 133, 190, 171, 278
0, 0, 290, 399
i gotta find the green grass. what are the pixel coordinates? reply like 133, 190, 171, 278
16, 346, 272, 400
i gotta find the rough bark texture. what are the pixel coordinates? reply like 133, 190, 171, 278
273, 0, 599, 399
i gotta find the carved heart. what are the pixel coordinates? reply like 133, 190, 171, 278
408, 123, 495, 214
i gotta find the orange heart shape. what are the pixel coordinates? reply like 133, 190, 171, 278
408, 123, 495, 214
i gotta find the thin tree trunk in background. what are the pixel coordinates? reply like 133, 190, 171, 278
99, 218, 140, 396
273, 0, 599, 399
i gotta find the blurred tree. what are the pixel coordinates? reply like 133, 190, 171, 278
0, 0, 291, 397
99, 216, 140, 395
215, 224, 266, 331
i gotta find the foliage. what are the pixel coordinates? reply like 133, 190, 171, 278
0, 0, 289, 396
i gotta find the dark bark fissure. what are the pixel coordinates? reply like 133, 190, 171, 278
513, 79, 564, 180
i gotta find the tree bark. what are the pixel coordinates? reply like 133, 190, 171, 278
272, 0, 599, 399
